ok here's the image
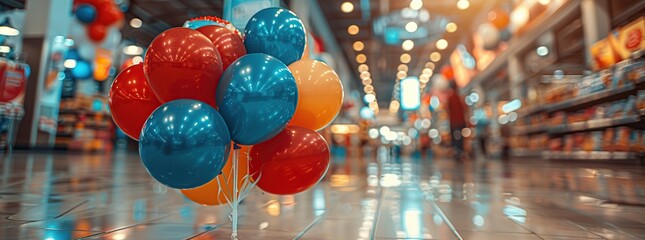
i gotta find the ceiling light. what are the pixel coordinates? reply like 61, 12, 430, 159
425, 62, 435, 69
364, 85, 374, 93
389, 100, 400, 113
410, 0, 423, 10
0, 46, 10, 53
536, 46, 549, 57
538, 0, 550, 5
422, 68, 433, 75
353, 41, 364, 51
364, 93, 376, 103
402, 40, 414, 51
429, 52, 441, 62
358, 64, 369, 72
0, 17, 19, 36
457, 0, 470, 10
360, 71, 371, 79
132, 56, 143, 64
123, 45, 144, 55
398, 64, 408, 72
445, 22, 458, 33
362, 78, 372, 85
397, 71, 407, 79
130, 18, 143, 28
341, 2, 354, 13
400, 53, 411, 63
436, 39, 448, 50
420, 76, 430, 83
356, 54, 367, 63
64, 59, 77, 69
348, 25, 359, 35
405, 21, 418, 32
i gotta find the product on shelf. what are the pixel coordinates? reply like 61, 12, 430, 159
56, 95, 114, 151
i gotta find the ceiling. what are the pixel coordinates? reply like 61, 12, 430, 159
317, 0, 495, 105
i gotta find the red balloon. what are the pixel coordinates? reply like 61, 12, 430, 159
95, 3, 120, 25
109, 64, 161, 140
88, 23, 107, 42
144, 27, 224, 106
196, 25, 246, 70
250, 126, 330, 195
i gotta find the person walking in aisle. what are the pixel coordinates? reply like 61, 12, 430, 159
446, 81, 468, 160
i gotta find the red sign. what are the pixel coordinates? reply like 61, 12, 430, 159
0, 59, 28, 105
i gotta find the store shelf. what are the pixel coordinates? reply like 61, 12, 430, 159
547, 115, 642, 137
463, 0, 580, 93
513, 124, 549, 135
543, 151, 637, 160
517, 105, 546, 118
546, 84, 638, 113
511, 149, 543, 158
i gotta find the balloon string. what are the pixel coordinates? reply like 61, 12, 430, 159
231, 144, 240, 240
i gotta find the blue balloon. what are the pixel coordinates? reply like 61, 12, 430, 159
244, 7, 306, 65
139, 99, 231, 189
75, 4, 96, 24
183, 19, 218, 29
216, 53, 298, 145
71, 60, 92, 80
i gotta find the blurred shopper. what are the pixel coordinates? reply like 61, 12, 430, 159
446, 81, 468, 160
475, 116, 490, 157
500, 123, 512, 160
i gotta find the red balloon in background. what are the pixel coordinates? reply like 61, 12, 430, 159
88, 23, 107, 42
196, 25, 246, 70
488, 9, 510, 29
109, 64, 161, 140
144, 27, 224, 106
441, 66, 454, 80
250, 126, 331, 195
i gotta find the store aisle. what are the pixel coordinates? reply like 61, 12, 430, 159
0, 149, 644, 239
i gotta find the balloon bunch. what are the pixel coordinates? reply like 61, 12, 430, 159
73, 0, 124, 42
108, 8, 343, 234
478, 8, 512, 50
183, 16, 243, 38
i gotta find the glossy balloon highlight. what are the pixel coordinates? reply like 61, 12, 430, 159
288, 59, 343, 130
216, 53, 298, 145
250, 126, 330, 195
244, 8, 306, 65
139, 99, 230, 189
196, 25, 246, 70
108, 64, 161, 140
144, 27, 223, 106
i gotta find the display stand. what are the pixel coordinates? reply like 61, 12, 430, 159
216, 143, 260, 239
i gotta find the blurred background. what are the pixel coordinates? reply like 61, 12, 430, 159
0, 0, 644, 239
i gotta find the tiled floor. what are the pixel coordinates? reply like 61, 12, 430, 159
0, 147, 644, 239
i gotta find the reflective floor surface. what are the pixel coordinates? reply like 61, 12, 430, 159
1, 147, 644, 239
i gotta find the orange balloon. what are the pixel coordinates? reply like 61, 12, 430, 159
302, 43, 311, 59
181, 144, 250, 206
288, 59, 343, 130
488, 9, 510, 29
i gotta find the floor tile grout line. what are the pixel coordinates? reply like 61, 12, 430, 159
76, 215, 172, 239
369, 186, 384, 240
292, 208, 331, 240
426, 199, 463, 240
292, 187, 359, 240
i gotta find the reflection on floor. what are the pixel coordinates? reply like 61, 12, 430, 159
1, 147, 644, 239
